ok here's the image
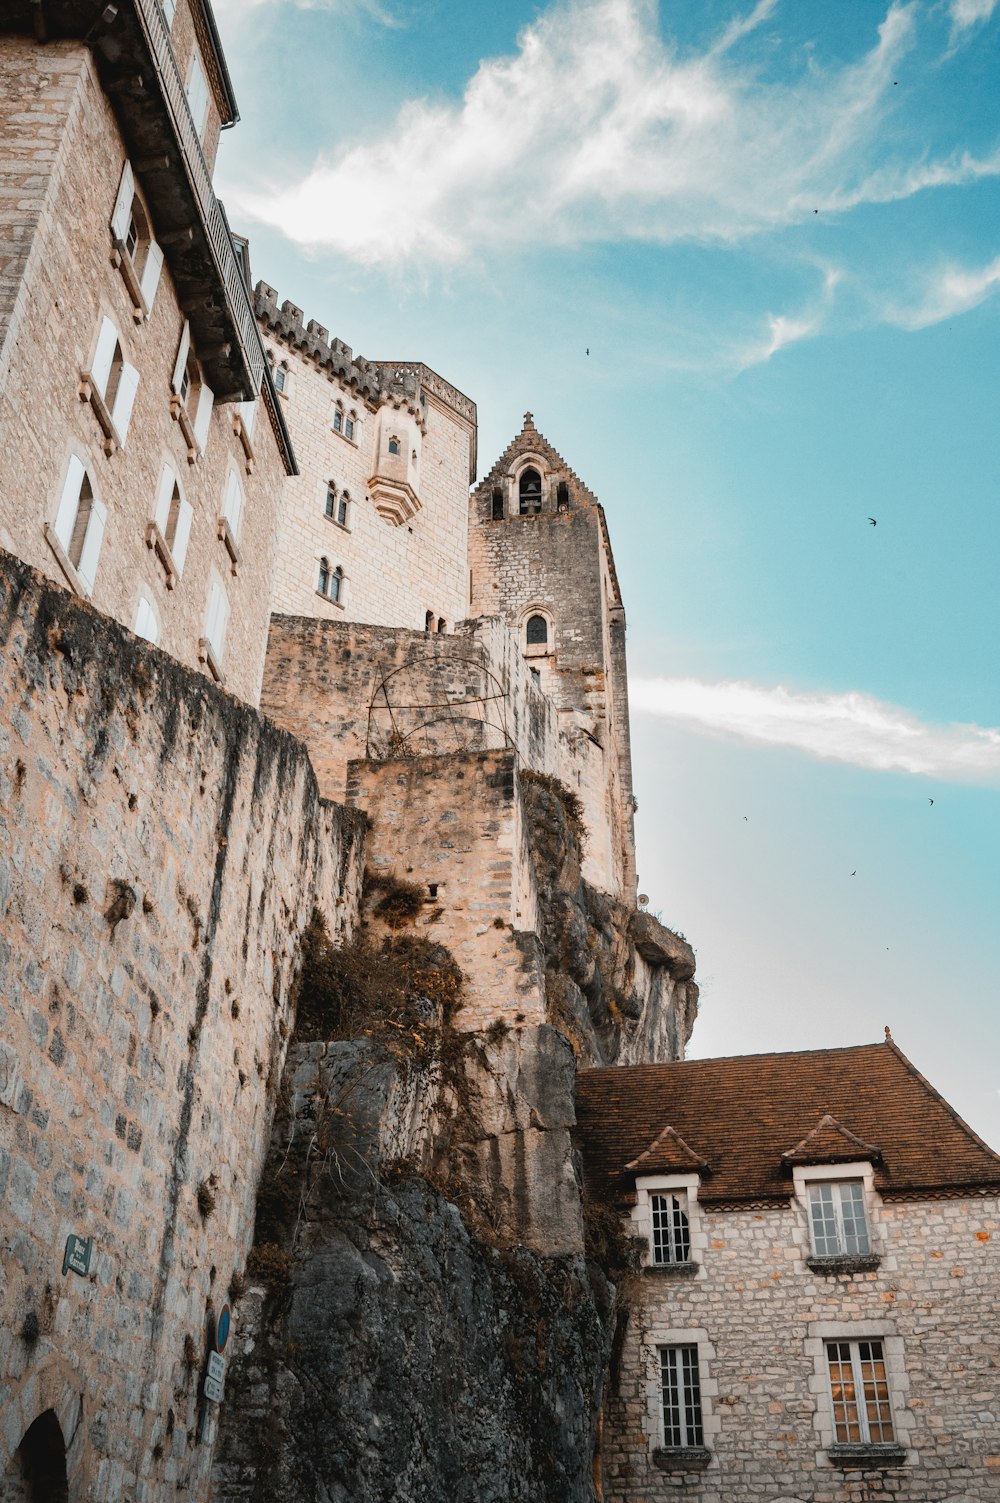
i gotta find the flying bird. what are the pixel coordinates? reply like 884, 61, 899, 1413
851, 870, 856, 876
585, 348, 590, 356
868, 517, 877, 526
928, 798, 934, 806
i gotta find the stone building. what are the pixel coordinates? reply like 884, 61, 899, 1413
575, 1038, 1000, 1503
0, 0, 294, 707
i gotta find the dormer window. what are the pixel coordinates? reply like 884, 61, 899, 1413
650, 1193, 690, 1265
519, 467, 542, 515
388, 436, 400, 455
808, 1182, 870, 1258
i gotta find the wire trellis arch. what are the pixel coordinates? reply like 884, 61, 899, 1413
365, 653, 522, 763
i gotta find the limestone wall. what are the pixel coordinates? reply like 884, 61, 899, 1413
347, 750, 546, 1031
0, 554, 365, 1503
605, 1190, 1000, 1502
0, 40, 288, 707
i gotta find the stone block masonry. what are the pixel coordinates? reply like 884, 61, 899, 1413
0, 552, 365, 1502
347, 749, 546, 1032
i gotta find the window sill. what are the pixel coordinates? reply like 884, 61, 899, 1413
217, 516, 242, 577
828, 1444, 906, 1469
110, 239, 149, 323
315, 591, 345, 610
652, 1447, 712, 1472
643, 1260, 698, 1278
145, 521, 178, 590
44, 523, 89, 599
331, 429, 357, 447
78, 372, 118, 456
198, 637, 225, 684
807, 1254, 881, 1275
232, 412, 255, 474
170, 393, 201, 464
325, 516, 351, 533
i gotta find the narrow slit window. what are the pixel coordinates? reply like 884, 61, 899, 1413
325, 483, 337, 519
492, 487, 504, 520
318, 557, 331, 596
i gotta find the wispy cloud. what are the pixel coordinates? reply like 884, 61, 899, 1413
229, 0, 994, 267
949, 0, 999, 37
885, 252, 1000, 328
630, 677, 1000, 782
736, 265, 842, 368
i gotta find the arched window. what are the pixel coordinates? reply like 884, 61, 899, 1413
388, 436, 400, 455
425, 610, 435, 632
337, 491, 349, 526
318, 557, 330, 595
491, 487, 504, 520
519, 467, 542, 515
273, 362, 288, 394
329, 566, 344, 603
345, 411, 356, 440
325, 483, 337, 519
332, 404, 343, 434
556, 481, 569, 510
437, 618, 446, 633
526, 614, 548, 646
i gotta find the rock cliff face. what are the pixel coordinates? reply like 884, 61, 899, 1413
212, 773, 696, 1503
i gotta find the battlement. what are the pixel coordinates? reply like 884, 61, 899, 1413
254, 283, 477, 447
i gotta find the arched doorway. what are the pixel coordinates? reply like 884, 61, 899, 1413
1, 1410, 68, 1502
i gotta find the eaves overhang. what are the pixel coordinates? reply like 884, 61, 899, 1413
1, 0, 263, 403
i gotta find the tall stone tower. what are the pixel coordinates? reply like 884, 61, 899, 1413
469, 413, 637, 898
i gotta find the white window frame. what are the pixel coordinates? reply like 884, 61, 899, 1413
199, 571, 229, 682
792, 1161, 880, 1265
45, 454, 107, 599
160, 0, 177, 28
133, 592, 161, 645
109, 159, 163, 319
147, 462, 193, 587
218, 470, 244, 574
825, 1338, 895, 1445
80, 315, 140, 454
805, 1320, 913, 1461
170, 321, 214, 461
808, 1181, 870, 1258
640, 1326, 719, 1460
659, 1345, 704, 1448
633, 1174, 706, 1271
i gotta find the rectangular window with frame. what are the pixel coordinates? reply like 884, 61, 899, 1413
826, 1339, 895, 1444
660, 1346, 703, 1448
650, 1193, 691, 1265
809, 1182, 870, 1257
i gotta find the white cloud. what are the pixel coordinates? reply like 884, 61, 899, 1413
886, 252, 1000, 329
949, 0, 999, 36
630, 677, 1000, 782
228, 0, 997, 267
736, 265, 842, 368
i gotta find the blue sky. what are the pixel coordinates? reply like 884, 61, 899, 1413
213, 0, 1000, 1144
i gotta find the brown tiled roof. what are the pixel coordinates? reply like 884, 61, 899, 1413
625, 1124, 709, 1176
575, 1041, 1000, 1206
781, 1113, 882, 1166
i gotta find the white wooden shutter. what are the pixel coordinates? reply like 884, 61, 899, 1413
171, 321, 190, 394
223, 472, 243, 538
134, 596, 160, 644
90, 316, 119, 398
154, 465, 176, 532
205, 575, 230, 658
238, 398, 257, 438
161, 0, 177, 28
192, 382, 214, 451
172, 499, 194, 576
186, 52, 209, 138
110, 160, 134, 242
139, 239, 164, 310
76, 497, 107, 596
110, 360, 140, 447
53, 456, 86, 551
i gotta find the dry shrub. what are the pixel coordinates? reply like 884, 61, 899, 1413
364, 868, 426, 929
294, 910, 463, 1045
246, 1242, 293, 1288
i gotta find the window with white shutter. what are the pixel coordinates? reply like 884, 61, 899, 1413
46, 457, 105, 598
110, 160, 163, 318
134, 594, 160, 645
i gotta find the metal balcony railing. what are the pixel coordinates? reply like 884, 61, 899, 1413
134, 0, 264, 395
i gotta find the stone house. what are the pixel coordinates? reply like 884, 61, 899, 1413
0, 0, 295, 707
575, 1037, 1000, 1502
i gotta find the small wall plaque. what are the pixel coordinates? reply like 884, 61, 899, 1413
62, 1234, 93, 1277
